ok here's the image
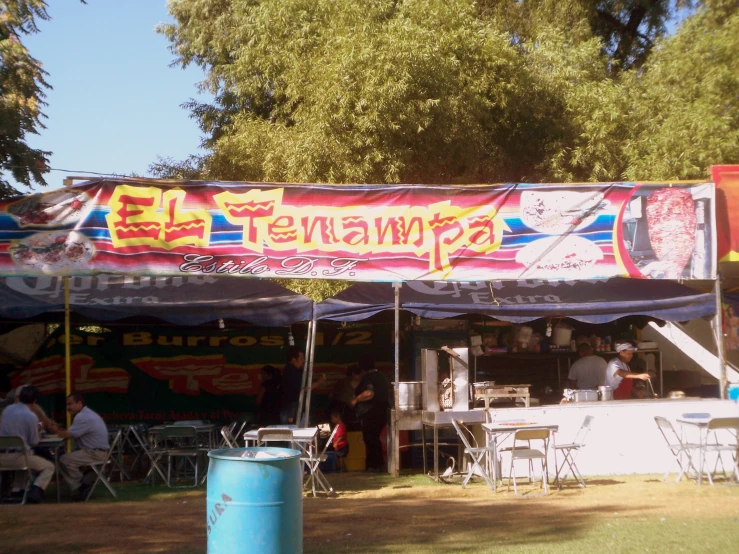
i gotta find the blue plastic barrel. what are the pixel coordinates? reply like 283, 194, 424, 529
207, 447, 303, 554
728, 383, 739, 403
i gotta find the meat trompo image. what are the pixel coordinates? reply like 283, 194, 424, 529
645, 188, 697, 279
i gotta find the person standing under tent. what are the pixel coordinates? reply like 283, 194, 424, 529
280, 347, 306, 424
0, 386, 55, 503
51, 392, 109, 500
279, 347, 326, 425
568, 342, 608, 389
605, 343, 651, 400
351, 355, 391, 473
329, 364, 361, 429
256, 365, 282, 426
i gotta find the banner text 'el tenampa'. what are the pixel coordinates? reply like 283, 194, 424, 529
0, 179, 716, 281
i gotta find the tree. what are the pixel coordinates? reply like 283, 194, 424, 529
479, 0, 693, 73
161, 0, 739, 188
160, 0, 624, 184
0, 1, 87, 198
621, 0, 739, 180
0, 0, 52, 197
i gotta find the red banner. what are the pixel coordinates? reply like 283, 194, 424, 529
0, 179, 716, 281
713, 165, 739, 262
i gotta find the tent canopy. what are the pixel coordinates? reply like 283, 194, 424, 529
316, 278, 716, 324
0, 275, 313, 326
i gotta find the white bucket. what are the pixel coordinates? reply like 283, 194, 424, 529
553, 325, 573, 346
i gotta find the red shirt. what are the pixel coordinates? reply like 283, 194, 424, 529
332, 422, 348, 450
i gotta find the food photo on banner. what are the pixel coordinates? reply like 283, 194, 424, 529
4, 324, 394, 425
0, 179, 717, 282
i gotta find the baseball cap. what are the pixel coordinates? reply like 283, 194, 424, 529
615, 343, 637, 353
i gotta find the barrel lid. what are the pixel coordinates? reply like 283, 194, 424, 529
208, 447, 302, 461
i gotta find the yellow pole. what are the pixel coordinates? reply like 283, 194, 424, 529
64, 277, 72, 450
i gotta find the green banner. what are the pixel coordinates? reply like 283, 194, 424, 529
11, 324, 394, 424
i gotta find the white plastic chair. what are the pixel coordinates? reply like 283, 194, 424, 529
507, 428, 551, 497
654, 416, 701, 484
0, 436, 34, 505
85, 429, 122, 501
553, 415, 594, 489
257, 428, 295, 448
451, 419, 495, 490
702, 417, 739, 485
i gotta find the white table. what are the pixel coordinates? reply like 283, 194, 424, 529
243, 426, 319, 446
482, 421, 559, 493
38, 435, 64, 503
244, 426, 333, 496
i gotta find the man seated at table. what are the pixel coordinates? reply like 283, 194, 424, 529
568, 342, 607, 390
50, 392, 109, 499
0, 385, 55, 503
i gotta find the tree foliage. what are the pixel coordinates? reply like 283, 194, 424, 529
621, 0, 739, 179
158, 0, 736, 188
0, 0, 52, 197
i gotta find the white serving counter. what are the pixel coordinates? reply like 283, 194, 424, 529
487, 398, 739, 476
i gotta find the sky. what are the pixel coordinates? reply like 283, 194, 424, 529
16, 0, 207, 193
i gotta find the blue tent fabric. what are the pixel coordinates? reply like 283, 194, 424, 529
316, 279, 715, 324
0, 275, 313, 326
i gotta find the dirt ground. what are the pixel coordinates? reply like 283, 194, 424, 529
1, 473, 739, 554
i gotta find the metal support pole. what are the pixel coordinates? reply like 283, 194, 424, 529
393, 283, 401, 408
64, 277, 72, 451
303, 311, 318, 426
713, 278, 727, 399
297, 311, 313, 425
392, 282, 402, 476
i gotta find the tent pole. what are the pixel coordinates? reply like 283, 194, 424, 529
64, 277, 72, 450
303, 310, 318, 426
393, 283, 401, 406
714, 278, 727, 400
297, 316, 312, 425
392, 282, 401, 477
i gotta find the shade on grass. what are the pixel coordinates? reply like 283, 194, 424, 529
1, 474, 737, 553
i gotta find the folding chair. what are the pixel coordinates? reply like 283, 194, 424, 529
553, 415, 594, 489
106, 428, 130, 482
220, 425, 238, 448
507, 428, 551, 497
85, 429, 122, 501
120, 424, 149, 474
158, 426, 201, 488
654, 416, 701, 484
257, 428, 295, 448
0, 437, 34, 505
451, 420, 495, 490
219, 421, 247, 449
301, 425, 339, 497
702, 417, 739, 486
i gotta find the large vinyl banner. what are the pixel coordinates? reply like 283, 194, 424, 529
713, 165, 739, 263
11, 325, 394, 424
0, 179, 716, 281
